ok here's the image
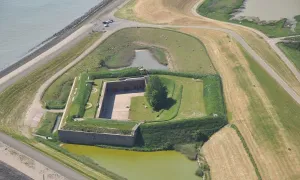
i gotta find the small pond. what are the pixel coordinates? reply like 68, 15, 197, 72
64, 144, 200, 180
234, 0, 300, 22
130, 50, 168, 70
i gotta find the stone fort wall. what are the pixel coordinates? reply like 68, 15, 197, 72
58, 130, 136, 146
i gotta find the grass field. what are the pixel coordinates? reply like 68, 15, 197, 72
43, 28, 215, 106
83, 79, 103, 118
129, 75, 205, 121
198, 0, 300, 37
277, 42, 300, 71
36, 112, 60, 137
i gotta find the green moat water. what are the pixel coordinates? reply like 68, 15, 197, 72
64, 144, 200, 180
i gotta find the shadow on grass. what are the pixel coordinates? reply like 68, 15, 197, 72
162, 98, 176, 110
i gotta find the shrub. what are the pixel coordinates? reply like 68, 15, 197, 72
195, 167, 204, 177
145, 76, 168, 110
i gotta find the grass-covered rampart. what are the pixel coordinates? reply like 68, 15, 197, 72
63, 119, 137, 135
67, 73, 92, 121
36, 112, 61, 137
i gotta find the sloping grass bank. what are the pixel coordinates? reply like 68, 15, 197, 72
277, 42, 300, 71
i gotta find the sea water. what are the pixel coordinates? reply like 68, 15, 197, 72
0, 0, 102, 71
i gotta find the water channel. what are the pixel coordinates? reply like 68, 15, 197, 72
130, 50, 168, 70
64, 144, 200, 180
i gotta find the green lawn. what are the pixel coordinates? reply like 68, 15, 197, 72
198, 0, 300, 37
166, 76, 206, 119
129, 75, 206, 121
43, 28, 215, 107
129, 96, 159, 121
277, 42, 300, 71
83, 79, 103, 118
36, 112, 60, 137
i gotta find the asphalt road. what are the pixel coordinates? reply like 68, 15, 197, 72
1, 0, 300, 179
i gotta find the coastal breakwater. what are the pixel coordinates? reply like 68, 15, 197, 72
0, 0, 112, 79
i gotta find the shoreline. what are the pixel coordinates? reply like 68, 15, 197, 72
0, 0, 111, 79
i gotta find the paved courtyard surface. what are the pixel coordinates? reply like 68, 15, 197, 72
100, 90, 144, 120
112, 92, 144, 120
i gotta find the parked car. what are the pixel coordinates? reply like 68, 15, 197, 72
109, 19, 114, 23
104, 24, 109, 27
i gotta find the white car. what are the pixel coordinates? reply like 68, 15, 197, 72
104, 24, 108, 27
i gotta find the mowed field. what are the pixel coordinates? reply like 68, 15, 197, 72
115, 1, 300, 179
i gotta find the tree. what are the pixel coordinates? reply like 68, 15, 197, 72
145, 76, 168, 110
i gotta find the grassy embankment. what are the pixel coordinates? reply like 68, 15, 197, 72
36, 112, 60, 137
198, 0, 300, 37
83, 79, 103, 118
114, 0, 147, 22
230, 43, 300, 179
241, 43, 300, 152
277, 41, 300, 71
42, 27, 215, 109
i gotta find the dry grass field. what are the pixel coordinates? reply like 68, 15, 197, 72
202, 126, 257, 180
116, 1, 300, 179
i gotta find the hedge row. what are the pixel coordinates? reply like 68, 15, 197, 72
67, 73, 92, 121
203, 76, 226, 116
136, 116, 227, 149
231, 124, 262, 180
